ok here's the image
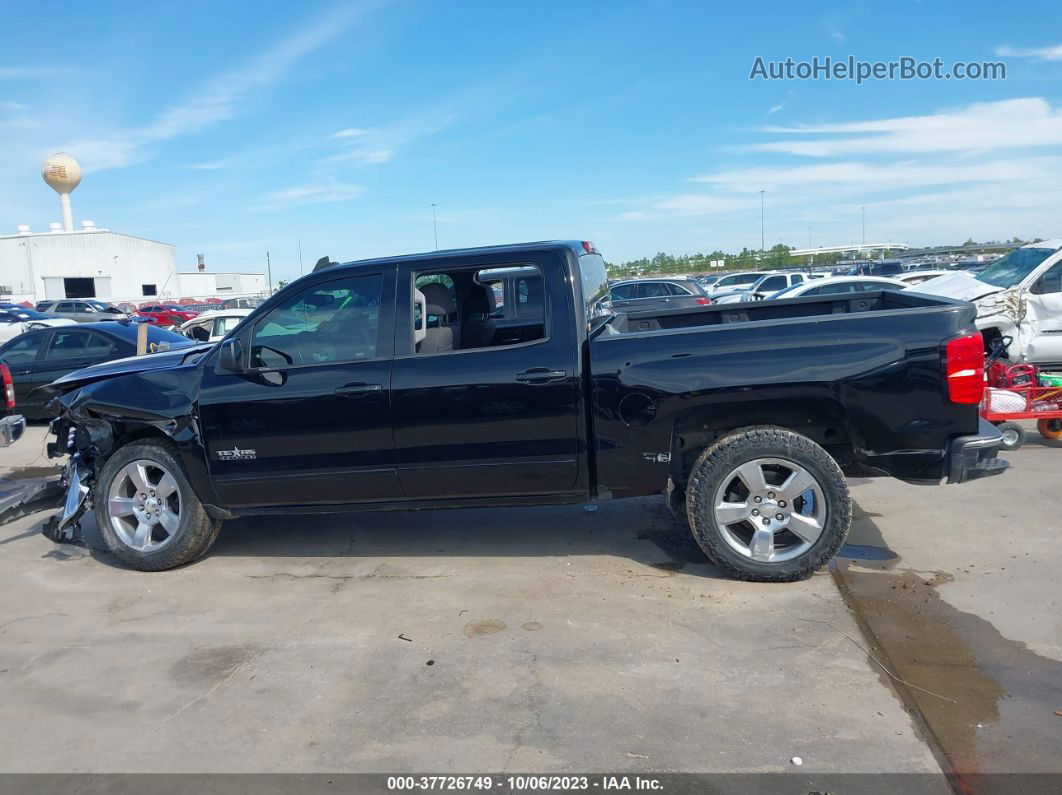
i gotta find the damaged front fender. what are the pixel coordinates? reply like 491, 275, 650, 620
42, 348, 222, 538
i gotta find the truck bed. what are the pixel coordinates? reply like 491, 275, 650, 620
609, 289, 954, 333
590, 288, 981, 496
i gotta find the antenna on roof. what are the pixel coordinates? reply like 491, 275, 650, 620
313, 256, 335, 272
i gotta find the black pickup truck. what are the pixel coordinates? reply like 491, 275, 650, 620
41, 240, 1006, 580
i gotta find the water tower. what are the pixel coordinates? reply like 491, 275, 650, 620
41, 152, 82, 232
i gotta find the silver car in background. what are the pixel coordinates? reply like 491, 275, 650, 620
34, 299, 130, 323
608, 278, 712, 312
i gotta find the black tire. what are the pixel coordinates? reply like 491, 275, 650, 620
996, 421, 1025, 451
686, 426, 851, 582
94, 440, 222, 571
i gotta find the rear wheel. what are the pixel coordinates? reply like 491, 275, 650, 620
1037, 418, 1062, 440
997, 421, 1025, 451
686, 427, 851, 582
95, 440, 221, 571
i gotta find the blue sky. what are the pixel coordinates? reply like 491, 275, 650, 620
3, 0, 1062, 280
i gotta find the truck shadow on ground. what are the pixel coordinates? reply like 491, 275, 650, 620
70, 497, 737, 577
37, 492, 902, 583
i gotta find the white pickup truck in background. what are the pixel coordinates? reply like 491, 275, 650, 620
918, 239, 1062, 366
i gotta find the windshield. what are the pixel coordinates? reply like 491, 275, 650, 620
976, 247, 1055, 288
145, 325, 197, 348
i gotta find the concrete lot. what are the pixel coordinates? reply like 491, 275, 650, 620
0, 423, 1058, 777
841, 426, 1062, 777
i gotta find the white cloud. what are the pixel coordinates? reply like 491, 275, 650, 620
751, 97, 1062, 156
692, 156, 1062, 193
617, 193, 759, 221
332, 128, 369, 138
612, 97, 1062, 246
251, 180, 365, 212
994, 43, 1062, 61
63, 5, 368, 172
321, 112, 456, 167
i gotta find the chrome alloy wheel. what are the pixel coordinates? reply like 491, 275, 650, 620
712, 457, 826, 563
106, 460, 181, 552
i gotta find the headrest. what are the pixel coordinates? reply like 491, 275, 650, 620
421, 282, 456, 315
467, 283, 496, 315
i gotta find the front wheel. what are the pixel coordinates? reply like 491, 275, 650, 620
686, 427, 851, 582
94, 440, 222, 571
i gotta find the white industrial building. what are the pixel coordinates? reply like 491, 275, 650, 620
0, 224, 267, 304
0, 152, 266, 305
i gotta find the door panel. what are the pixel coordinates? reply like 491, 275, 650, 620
391, 253, 580, 499
1024, 262, 1062, 363
198, 270, 399, 508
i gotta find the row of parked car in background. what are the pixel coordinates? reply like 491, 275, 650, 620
0, 296, 266, 424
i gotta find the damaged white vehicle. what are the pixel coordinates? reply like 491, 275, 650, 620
917, 240, 1062, 365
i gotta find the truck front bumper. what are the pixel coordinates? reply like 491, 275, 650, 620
0, 414, 26, 448
946, 419, 1009, 484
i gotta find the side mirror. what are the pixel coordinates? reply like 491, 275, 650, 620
218, 339, 243, 372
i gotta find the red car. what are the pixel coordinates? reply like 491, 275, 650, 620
136, 303, 199, 326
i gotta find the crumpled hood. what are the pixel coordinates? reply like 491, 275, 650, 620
34, 343, 211, 397
914, 271, 1003, 302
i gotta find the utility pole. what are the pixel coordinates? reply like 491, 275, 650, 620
298, 239, 304, 276
861, 206, 866, 246
266, 250, 273, 295
759, 190, 765, 258
430, 203, 438, 250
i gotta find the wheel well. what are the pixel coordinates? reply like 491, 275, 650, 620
113, 423, 175, 452
981, 327, 1007, 358
671, 399, 853, 485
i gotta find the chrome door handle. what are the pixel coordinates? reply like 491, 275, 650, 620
515, 368, 566, 384
335, 383, 383, 396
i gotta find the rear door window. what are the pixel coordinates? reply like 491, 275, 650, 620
84, 333, 115, 358
637, 282, 670, 298
814, 283, 858, 295
610, 284, 636, 300
46, 330, 89, 360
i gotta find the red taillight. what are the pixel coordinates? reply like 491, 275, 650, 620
695, 297, 711, 305
944, 332, 984, 404
1, 363, 14, 409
